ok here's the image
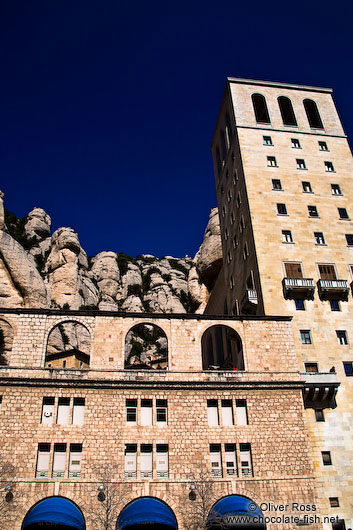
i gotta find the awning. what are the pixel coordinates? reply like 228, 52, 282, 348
22, 497, 85, 530
207, 495, 265, 529
118, 497, 177, 529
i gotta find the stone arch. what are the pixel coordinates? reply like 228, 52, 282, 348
45, 320, 91, 369
207, 494, 266, 529
0, 318, 14, 366
21, 495, 86, 530
124, 323, 168, 369
117, 496, 178, 529
201, 325, 244, 371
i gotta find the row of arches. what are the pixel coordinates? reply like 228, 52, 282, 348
21, 494, 266, 529
0, 319, 245, 372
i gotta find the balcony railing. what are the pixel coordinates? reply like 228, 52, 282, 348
282, 277, 315, 300
241, 289, 258, 314
300, 372, 340, 409
317, 279, 349, 301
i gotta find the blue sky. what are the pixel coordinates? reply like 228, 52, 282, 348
1, 0, 353, 258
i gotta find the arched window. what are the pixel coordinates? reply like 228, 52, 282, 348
125, 323, 168, 370
45, 321, 91, 369
278, 96, 297, 126
303, 99, 324, 129
0, 319, 13, 366
252, 93, 271, 124
201, 325, 244, 371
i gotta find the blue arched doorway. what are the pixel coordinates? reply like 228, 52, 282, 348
207, 495, 266, 529
22, 497, 85, 530
117, 497, 177, 530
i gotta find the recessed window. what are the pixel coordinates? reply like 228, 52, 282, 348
305, 362, 318, 373
243, 243, 249, 260
239, 443, 253, 477
291, 138, 301, 149
304, 99, 324, 129
345, 234, 353, 246
230, 275, 235, 289
282, 230, 293, 243
232, 235, 238, 248
331, 184, 342, 195
330, 300, 340, 312
227, 189, 232, 203
230, 212, 235, 225
308, 205, 319, 217
141, 399, 153, 426
156, 399, 168, 425
321, 451, 332, 466
227, 251, 232, 264
236, 192, 241, 208
295, 299, 305, 311
300, 330, 312, 344
285, 262, 303, 278
296, 159, 306, 170
277, 203, 287, 215
222, 205, 226, 218
329, 497, 339, 508
314, 232, 325, 245
236, 399, 248, 425
272, 179, 282, 190
343, 361, 353, 376
302, 181, 312, 193
278, 96, 298, 126
41, 397, 55, 425
315, 409, 325, 422
68, 443, 82, 478
319, 263, 336, 280
325, 161, 335, 172
126, 399, 137, 424
225, 227, 229, 240
267, 156, 277, 167
319, 141, 328, 151
226, 169, 229, 179
252, 93, 271, 124
240, 216, 245, 232
233, 170, 238, 183
263, 135, 273, 146
336, 330, 348, 345
338, 208, 349, 219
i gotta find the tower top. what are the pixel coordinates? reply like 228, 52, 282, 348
227, 77, 332, 94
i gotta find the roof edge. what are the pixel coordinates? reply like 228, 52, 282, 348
227, 77, 333, 94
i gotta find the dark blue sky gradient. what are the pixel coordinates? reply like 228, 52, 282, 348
1, 0, 353, 258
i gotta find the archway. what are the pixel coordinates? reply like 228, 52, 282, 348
125, 323, 168, 369
207, 495, 266, 529
22, 496, 85, 530
201, 325, 244, 371
117, 497, 177, 530
45, 321, 91, 369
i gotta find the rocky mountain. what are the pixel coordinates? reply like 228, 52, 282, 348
0, 192, 222, 313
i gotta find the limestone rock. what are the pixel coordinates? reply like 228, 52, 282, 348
121, 295, 144, 312
91, 252, 120, 305
195, 207, 223, 290
24, 208, 51, 241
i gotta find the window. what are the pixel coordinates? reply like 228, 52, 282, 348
36, 444, 50, 478
227, 251, 232, 264
305, 363, 318, 373
331, 184, 342, 195
282, 230, 293, 243
141, 399, 153, 426
156, 444, 169, 478
263, 135, 272, 145
41, 397, 54, 425
207, 400, 219, 426
300, 330, 312, 344
319, 264, 336, 280
325, 161, 335, 172
295, 299, 305, 311
52, 443, 66, 478
278, 96, 297, 126
315, 409, 325, 422
329, 498, 339, 508
69, 444, 82, 477
304, 99, 324, 129
319, 141, 328, 151
124, 444, 137, 478
243, 243, 249, 260
221, 399, 234, 426
239, 443, 253, 477
57, 397, 70, 425
222, 205, 226, 218
72, 398, 85, 425
252, 94, 271, 124
230, 212, 235, 224
210, 444, 222, 477
227, 189, 232, 203
314, 232, 325, 245
336, 331, 348, 345
343, 362, 353, 376
302, 181, 312, 193
308, 205, 319, 217
232, 235, 238, 248
332, 520, 346, 530
225, 227, 229, 240
140, 444, 153, 478
338, 208, 349, 219
156, 399, 167, 425
267, 156, 277, 167
277, 203, 287, 215
285, 262, 303, 278
236, 192, 241, 208
330, 300, 340, 312
345, 234, 353, 246
126, 399, 137, 424
225, 444, 237, 476
272, 178, 282, 190
296, 159, 306, 170
236, 399, 248, 425
233, 170, 238, 183
322, 451, 332, 466
240, 216, 245, 232
230, 275, 235, 289
291, 138, 301, 149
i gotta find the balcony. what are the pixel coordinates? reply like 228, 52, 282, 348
241, 289, 258, 314
317, 279, 349, 301
300, 372, 339, 409
282, 277, 315, 300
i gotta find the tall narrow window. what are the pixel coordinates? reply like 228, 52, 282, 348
57, 397, 70, 425
209, 444, 222, 477
72, 398, 85, 425
221, 400, 234, 426
300, 330, 312, 344
207, 400, 219, 426
338, 208, 349, 219
321, 451, 332, 466
236, 399, 248, 425
252, 94, 270, 124
277, 203, 287, 215
239, 443, 253, 476
36, 444, 50, 478
315, 409, 325, 422
156, 444, 169, 478
126, 399, 137, 425
52, 443, 66, 478
124, 444, 137, 478
141, 399, 153, 426
156, 399, 168, 425
278, 96, 297, 126
69, 444, 82, 478
225, 444, 237, 477
336, 331, 348, 345
41, 397, 55, 425
304, 99, 324, 129
140, 444, 153, 478
343, 362, 353, 376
